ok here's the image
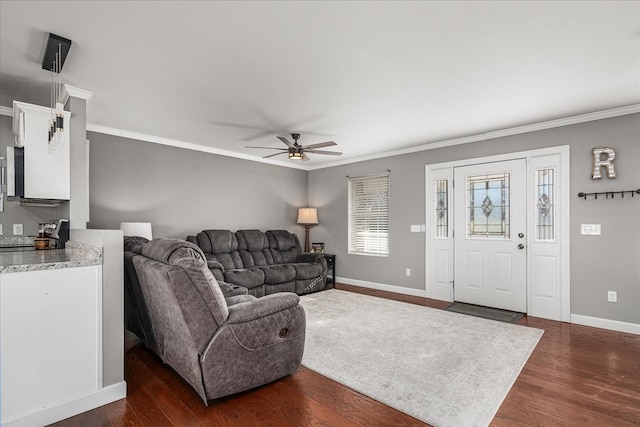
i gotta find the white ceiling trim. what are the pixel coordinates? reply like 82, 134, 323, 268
61, 85, 94, 104
2, 104, 638, 171
86, 124, 310, 171
306, 104, 640, 170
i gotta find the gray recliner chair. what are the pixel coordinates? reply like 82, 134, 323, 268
131, 238, 306, 403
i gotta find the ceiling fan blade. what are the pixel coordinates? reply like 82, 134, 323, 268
304, 149, 342, 156
263, 152, 288, 159
302, 153, 311, 161
277, 136, 295, 149
245, 146, 288, 150
211, 121, 267, 130
302, 141, 337, 150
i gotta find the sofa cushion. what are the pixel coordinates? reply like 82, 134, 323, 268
259, 264, 296, 284
197, 230, 243, 270
236, 229, 267, 252
198, 230, 237, 253
267, 230, 295, 251
140, 238, 229, 328
224, 267, 265, 290
142, 237, 206, 265
226, 294, 257, 307
267, 230, 300, 264
236, 229, 274, 267
291, 262, 323, 280
125, 236, 149, 253
265, 280, 296, 295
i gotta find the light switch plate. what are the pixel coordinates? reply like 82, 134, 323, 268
581, 224, 601, 235
410, 225, 421, 232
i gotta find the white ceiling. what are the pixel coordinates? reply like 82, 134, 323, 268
1, 1, 639, 169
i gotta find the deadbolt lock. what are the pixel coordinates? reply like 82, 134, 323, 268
518, 233, 525, 238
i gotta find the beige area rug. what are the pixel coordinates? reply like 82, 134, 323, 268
300, 289, 543, 427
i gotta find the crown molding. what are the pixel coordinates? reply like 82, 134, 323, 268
86, 124, 309, 171
2, 103, 638, 171
61, 85, 94, 104
307, 104, 640, 170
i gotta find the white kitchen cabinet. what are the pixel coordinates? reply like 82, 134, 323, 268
0, 265, 101, 425
11, 101, 71, 200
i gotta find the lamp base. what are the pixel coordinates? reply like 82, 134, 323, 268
304, 225, 310, 252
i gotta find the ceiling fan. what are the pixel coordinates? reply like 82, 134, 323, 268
246, 133, 342, 161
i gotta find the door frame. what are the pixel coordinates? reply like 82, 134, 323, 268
425, 145, 570, 321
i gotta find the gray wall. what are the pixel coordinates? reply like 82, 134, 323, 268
67, 96, 89, 229
309, 114, 640, 324
5, 111, 638, 325
86, 132, 309, 240
0, 115, 66, 236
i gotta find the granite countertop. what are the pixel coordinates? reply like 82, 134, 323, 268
0, 242, 102, 274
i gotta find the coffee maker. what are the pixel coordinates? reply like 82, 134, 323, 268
52, 219, 70, 249
38, 219, 69, 249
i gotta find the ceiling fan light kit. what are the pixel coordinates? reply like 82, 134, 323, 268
246, 133, 342, 161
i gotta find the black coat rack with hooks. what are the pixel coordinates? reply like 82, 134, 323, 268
577, 188, 640, 199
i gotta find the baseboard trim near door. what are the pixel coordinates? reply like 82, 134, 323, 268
2, 381, 127, 427
571, 314, 640, 335
336, 277, 428, 298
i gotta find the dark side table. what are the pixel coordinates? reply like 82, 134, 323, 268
323, 254, 336, 287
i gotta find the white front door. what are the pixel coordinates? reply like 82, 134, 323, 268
453, 159, 527, 312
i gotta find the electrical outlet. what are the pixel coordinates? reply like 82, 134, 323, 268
13, 224, 23, 235
405, 268, 411, 276
0, 224, 3, 235
607, 291, 617, 303
581, 224, 601, 235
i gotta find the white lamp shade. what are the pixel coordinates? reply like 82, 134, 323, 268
297, 208, 318, 225
120, 222, 153, 240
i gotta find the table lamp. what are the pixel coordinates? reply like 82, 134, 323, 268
120, 222, 153, 240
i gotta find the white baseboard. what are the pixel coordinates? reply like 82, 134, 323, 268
571, 314, 640, 335
337, 279, 639, 335
337, 277, 428, 298
2, 381, 127, 427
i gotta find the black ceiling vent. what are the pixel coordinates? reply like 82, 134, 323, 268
41, 33, 72, 72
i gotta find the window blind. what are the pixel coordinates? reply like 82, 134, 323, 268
348, 172, 390, 256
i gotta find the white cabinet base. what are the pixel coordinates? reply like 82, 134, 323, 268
2, 382, 127, 427
0, 266, 123, 425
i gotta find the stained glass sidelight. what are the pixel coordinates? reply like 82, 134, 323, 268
435, 180, 448, 238
536, 169, 554, 241
467, 173, 510, 238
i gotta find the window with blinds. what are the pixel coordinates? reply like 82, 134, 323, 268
348, 173, 390, 256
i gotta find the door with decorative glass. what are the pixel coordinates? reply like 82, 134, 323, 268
453, 159, 527, 312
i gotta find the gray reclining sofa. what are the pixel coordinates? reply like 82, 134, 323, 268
124, 237, 306, 402
187, 229, 329, 297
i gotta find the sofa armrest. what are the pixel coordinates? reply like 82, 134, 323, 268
205, 257, 226, 281
219, 281, 248, 298
295, 252, 325, 263
206, 258, 224, 272
227, 293, 300, 324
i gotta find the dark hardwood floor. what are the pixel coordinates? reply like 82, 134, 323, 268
51, 283, 640, 426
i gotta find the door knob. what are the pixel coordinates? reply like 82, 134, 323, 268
518, 233, 524, 238
517, 243, 525, 250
